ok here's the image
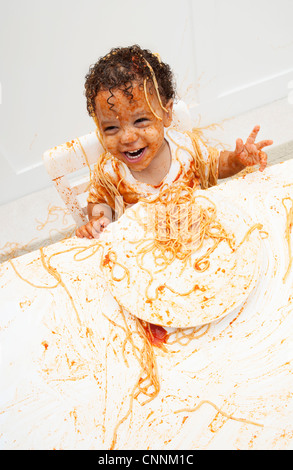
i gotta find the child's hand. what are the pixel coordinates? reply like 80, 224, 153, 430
233, 125, 273, 172
76, 216, 111, 239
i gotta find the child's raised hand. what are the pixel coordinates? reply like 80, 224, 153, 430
75, 216, 111, 239
233, 125, 273, 172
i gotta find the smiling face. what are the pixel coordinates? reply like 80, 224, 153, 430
94, 81, 173, 172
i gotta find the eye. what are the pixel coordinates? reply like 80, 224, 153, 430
103, 126, 118, 134
135, 117, 149, 125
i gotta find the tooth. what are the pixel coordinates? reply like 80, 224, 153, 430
125, 148, 143, 159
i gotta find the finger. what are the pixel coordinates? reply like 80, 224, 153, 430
256, 139, 273, 150
99, 217, 111, 230
76, 226, 82, 237
92, 227, 101, 239
91, 220, 104, 238
76, 227, 86, 238
92, 219, 102, 232
235, 138, 244, 154
258, 151, 267, 172
85, 226, 94, 238
246, 125, 260, 145
77, 225, 93, 239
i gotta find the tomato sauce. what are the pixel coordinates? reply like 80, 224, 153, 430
145, 322, 169, 347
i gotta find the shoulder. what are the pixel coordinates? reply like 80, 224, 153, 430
94, 152, 112, 171
166, 127, 209, 161
166, 127, 193, 149
93, 152, 124, 181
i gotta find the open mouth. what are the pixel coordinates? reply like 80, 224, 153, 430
123, 147, 146, 162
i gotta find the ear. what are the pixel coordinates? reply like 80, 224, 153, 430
163, 99, 173, 127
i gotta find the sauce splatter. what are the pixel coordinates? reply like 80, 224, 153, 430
145, 322, 169, 348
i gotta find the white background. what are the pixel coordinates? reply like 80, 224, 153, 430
0, 0, 293, 205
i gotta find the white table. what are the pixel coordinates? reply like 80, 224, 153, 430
1, 160, 293, 450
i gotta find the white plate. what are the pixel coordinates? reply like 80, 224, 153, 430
100, 191, 263, 328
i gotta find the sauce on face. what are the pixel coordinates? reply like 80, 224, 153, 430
94, 82, 170, 176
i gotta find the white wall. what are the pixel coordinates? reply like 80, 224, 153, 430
0, 0, 293, 205
190, 0, 293, 123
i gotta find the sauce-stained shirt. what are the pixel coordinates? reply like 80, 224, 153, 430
87, 128, 219, 210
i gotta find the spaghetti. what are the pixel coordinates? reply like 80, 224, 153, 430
87, 125, 220, 216
106, 182, 236, 300
174, 399, 264, 428
282, 197, 293, 282
7, 197, 263, 449
105, 306, 162, 449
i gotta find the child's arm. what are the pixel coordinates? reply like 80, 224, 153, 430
76, 202, 112, 239
218, 125, 273, 179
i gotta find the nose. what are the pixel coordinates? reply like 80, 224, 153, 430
120, 126, 138, 146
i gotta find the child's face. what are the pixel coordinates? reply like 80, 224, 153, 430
94, 81, 173, 172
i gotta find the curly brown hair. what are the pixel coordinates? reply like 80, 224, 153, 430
84, 44, 176, 117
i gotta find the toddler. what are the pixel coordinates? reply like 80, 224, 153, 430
76, 44, 273, 239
